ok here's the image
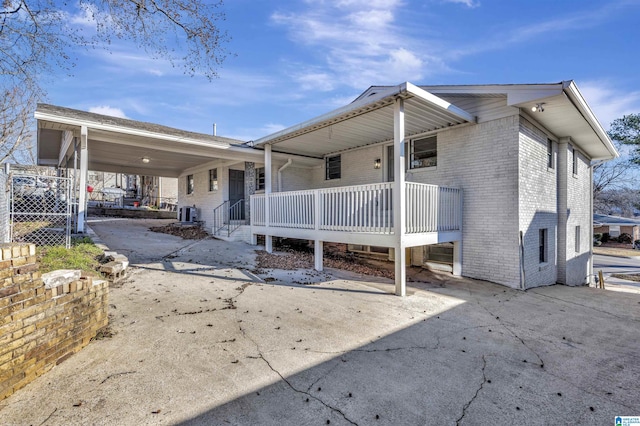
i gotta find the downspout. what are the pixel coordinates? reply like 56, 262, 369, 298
277, 159, 293, 192
588, 159, 607, 285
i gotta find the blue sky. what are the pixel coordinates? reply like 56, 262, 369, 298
45, 0, 640, 141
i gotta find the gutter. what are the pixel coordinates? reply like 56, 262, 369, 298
562, 81, 619, 160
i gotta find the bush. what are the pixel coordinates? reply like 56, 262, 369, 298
594, 233, 603, 241
601, 233, 610, 243
593, 239, 602, 247
618, 233, 633, 244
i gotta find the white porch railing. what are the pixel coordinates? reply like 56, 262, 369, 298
251, 182, 462, 235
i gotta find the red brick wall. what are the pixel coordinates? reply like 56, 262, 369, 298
0, 243, 109, 400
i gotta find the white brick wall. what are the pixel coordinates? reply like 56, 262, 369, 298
178, 162, 231, 229
518, 118, 557, 288
565, 145, 591, 285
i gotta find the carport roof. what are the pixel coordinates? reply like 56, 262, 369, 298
36, 104, 320, 177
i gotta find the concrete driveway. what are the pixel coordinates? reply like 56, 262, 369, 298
594, 254, 640, 293
1, 218, 639, 425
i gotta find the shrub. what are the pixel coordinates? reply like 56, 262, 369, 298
618, 233, 633, 244
601, 233, 610, 243
593, 233, 603, 241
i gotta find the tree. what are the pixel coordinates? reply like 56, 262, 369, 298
609, 113, 640, 163
0, 85, 37, 164
1, 0, 231, 163
593, 113, 640, 215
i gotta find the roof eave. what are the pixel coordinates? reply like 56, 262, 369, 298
562, 81, 619, 160
254, 82, 476, 147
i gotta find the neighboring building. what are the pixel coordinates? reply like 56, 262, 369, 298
35, 81, 618, 295
593, 214, 640, 242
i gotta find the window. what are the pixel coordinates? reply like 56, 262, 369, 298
410, 136, 437, 169
539, 228, 548, 263
326, 155, 341, 180
575, 226, 581, 253
572, 146, 578, 175
547, 139, 554, 169
209, 168, 218, 192
255, 167, 265, 191
186, 174, 194, 195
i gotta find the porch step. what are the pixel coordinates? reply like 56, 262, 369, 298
212, 225, 251, 243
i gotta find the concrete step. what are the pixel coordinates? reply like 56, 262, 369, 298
213, 225, 251, 243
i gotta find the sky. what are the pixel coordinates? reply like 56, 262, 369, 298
44, 0, 640, 142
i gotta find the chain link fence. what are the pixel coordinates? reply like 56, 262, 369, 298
0, 172, 10, 243
10, 173, 72, 248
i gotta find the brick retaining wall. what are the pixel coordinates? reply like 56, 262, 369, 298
0, 243, 109, 400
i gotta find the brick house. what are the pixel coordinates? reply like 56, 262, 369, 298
35, 81, 617, 295
593, 214, 640, 242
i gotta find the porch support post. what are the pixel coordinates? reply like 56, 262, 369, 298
453, 240, 462, 276
77, 126, 89, 233
265, 144, 273, 253
314, 240, 323, 271
393, 97, 406, 296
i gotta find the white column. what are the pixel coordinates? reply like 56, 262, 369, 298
453, 240, 462, 276
393, 98, 406, 296
77, 126, 89, 233
314, 240, 323, 271
557, 137, 569, 284
264, 144, 273, 253
314, 189, 323, 271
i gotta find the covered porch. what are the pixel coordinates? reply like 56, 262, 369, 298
251, 82, 476, 296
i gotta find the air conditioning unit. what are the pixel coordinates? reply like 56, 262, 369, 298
179, 206, 198, 223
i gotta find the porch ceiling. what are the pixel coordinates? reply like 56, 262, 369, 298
253, 82, 476, 158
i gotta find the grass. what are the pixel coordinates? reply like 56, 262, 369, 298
611, 273, 640, 282
37, 237, 103, 277
593, 246, 640, 258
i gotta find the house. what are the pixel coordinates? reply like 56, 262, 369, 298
35, 81, 618, 296
593, 214, 640, 242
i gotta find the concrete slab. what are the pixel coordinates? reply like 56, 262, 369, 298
0, 218, 638, 425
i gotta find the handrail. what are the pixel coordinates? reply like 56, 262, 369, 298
213, 199, 245, 237
250, 182, 462, 234
212, 200, 230, 235
227, 199, 244, 237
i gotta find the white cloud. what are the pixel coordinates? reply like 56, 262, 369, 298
578, 80, 640, 130
271, 0, 436, 91
89, 106, 128, 118
443, 0, 480, 7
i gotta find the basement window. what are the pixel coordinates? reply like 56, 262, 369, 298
539, 228, 548, 263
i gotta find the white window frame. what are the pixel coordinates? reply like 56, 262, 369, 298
409, 136, 437, 169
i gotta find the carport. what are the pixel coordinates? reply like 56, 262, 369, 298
34, 104, 318, 232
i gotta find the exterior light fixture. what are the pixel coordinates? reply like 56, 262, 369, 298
531, 103, 545, 113
374, 158, 382, 169
142, 157, 150, 163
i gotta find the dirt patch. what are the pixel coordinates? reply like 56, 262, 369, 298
149, 223, 210, 240
255, 248, 395, 280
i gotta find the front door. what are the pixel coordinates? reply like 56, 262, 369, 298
229, 169, 245, 220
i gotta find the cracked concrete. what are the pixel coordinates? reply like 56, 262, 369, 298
1, 218, 639, 425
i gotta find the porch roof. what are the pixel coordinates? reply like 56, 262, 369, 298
253, 82, 476, 158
